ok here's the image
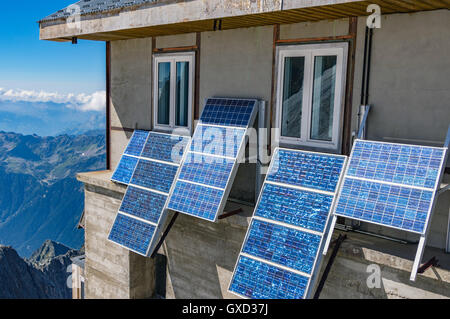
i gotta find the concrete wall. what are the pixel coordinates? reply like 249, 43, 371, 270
82, 177, 155, 299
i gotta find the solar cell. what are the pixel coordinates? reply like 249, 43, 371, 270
111, 155, 139, 185
267, 149, 346, 193
141, 132, 190, 164
229, 148, 347, 299
108, 214, 156, 256
255, 183, 333, 233
243, 220, 321, 274
200, 98, 256, 128
347, 140, 445, 189
168, 181, 224, 221
120, 186, 167, 224
179, 153, 235, 189
230, 256, 309, 299
190, 125, 246, 158
124, 130, 149, 156
336, 178, 432, 233
130, 159, 178, 193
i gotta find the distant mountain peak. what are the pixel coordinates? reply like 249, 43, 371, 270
29, 240, 71, 266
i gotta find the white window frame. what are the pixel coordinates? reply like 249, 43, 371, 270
153, 52, 195, 133
275, 42, 348, 151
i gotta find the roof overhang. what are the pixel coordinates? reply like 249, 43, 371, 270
39, 0, 450, 42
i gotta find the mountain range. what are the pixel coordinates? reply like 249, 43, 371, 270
0, 129, 106, 257
0, 240, 83, 299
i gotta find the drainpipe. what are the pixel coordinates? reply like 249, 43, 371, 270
358, 27, 374, 140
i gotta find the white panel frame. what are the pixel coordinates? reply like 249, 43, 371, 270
228, 147, 348, 299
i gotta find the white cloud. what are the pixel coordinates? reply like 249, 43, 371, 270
0, 88, 106, 112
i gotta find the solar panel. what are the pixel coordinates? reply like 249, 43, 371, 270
111, 155, 139, 185
108, 132, 190, 257
168, 98, 258, 222
111, 130, 149, 185
229, 148, 347, 299
334, 140, 447, 234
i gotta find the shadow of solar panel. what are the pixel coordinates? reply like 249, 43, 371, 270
348, 140, 445, 189
230, 256, 309, 299
336, 178, 433, 234
120, 186, 167, 224
243, 220, 321, 274
131, 159, 178, 193
255, 184, 333, 233
200, 98, 256, 127
179, 153, 235, 189
111, 155, 139, 185
190, 125, 246, 158
141, 132, 190, 164
168, 181, 224, 221
267, 150, 346, 192
108, 214, 156, 256
124, 130, 149, 156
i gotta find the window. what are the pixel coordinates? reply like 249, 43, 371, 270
275, 43, 348, 150
153, 52, 195, 132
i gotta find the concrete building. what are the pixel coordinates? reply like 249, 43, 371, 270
39, 0, 450, 299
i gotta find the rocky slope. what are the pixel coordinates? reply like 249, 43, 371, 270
0, 240, 83, 299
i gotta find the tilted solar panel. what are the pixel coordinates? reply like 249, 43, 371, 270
111, 130, 150, 184
334, 140, 447, 234
168, 98, 258, 222
108, 132, 190, 257
229, 148, 347, 299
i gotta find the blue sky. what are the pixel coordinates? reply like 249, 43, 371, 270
0, 0, 105, 94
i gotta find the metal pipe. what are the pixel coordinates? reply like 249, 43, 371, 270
360, 27, 369, 106
334, 223, 418, 245
365, 28, 374, 106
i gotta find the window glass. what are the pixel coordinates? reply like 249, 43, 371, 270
310, 55, 337, 142
281, 57, 305, 138
176, 62, 189, 127
157, 62, 171, 125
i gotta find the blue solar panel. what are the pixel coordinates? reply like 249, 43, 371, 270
200, 98, 257, 128
168, 98, 258, 222
267, 150, 346, 193
179, 153, 234, 189
230, 256, 309, 299
336, 178, 433, 234
168, 181, 224, 221
243, 220, 321, 274
229, 148, 347, 299
130, 159, 178, 193
141, 132, 190, 164
111, 155, 139, 185
124, 130, 149, 156
255, 183, 333, 233
108, 214, 156, 256
190, 125, 246, 158
120, 186, 167, 224
348, 140, 445, 189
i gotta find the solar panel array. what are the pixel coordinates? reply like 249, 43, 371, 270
229, 148, 346, 299
111, 130, 149, 185
109, 132, 190, 256
334, 140, 447, 234
168, 98, 258, 222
